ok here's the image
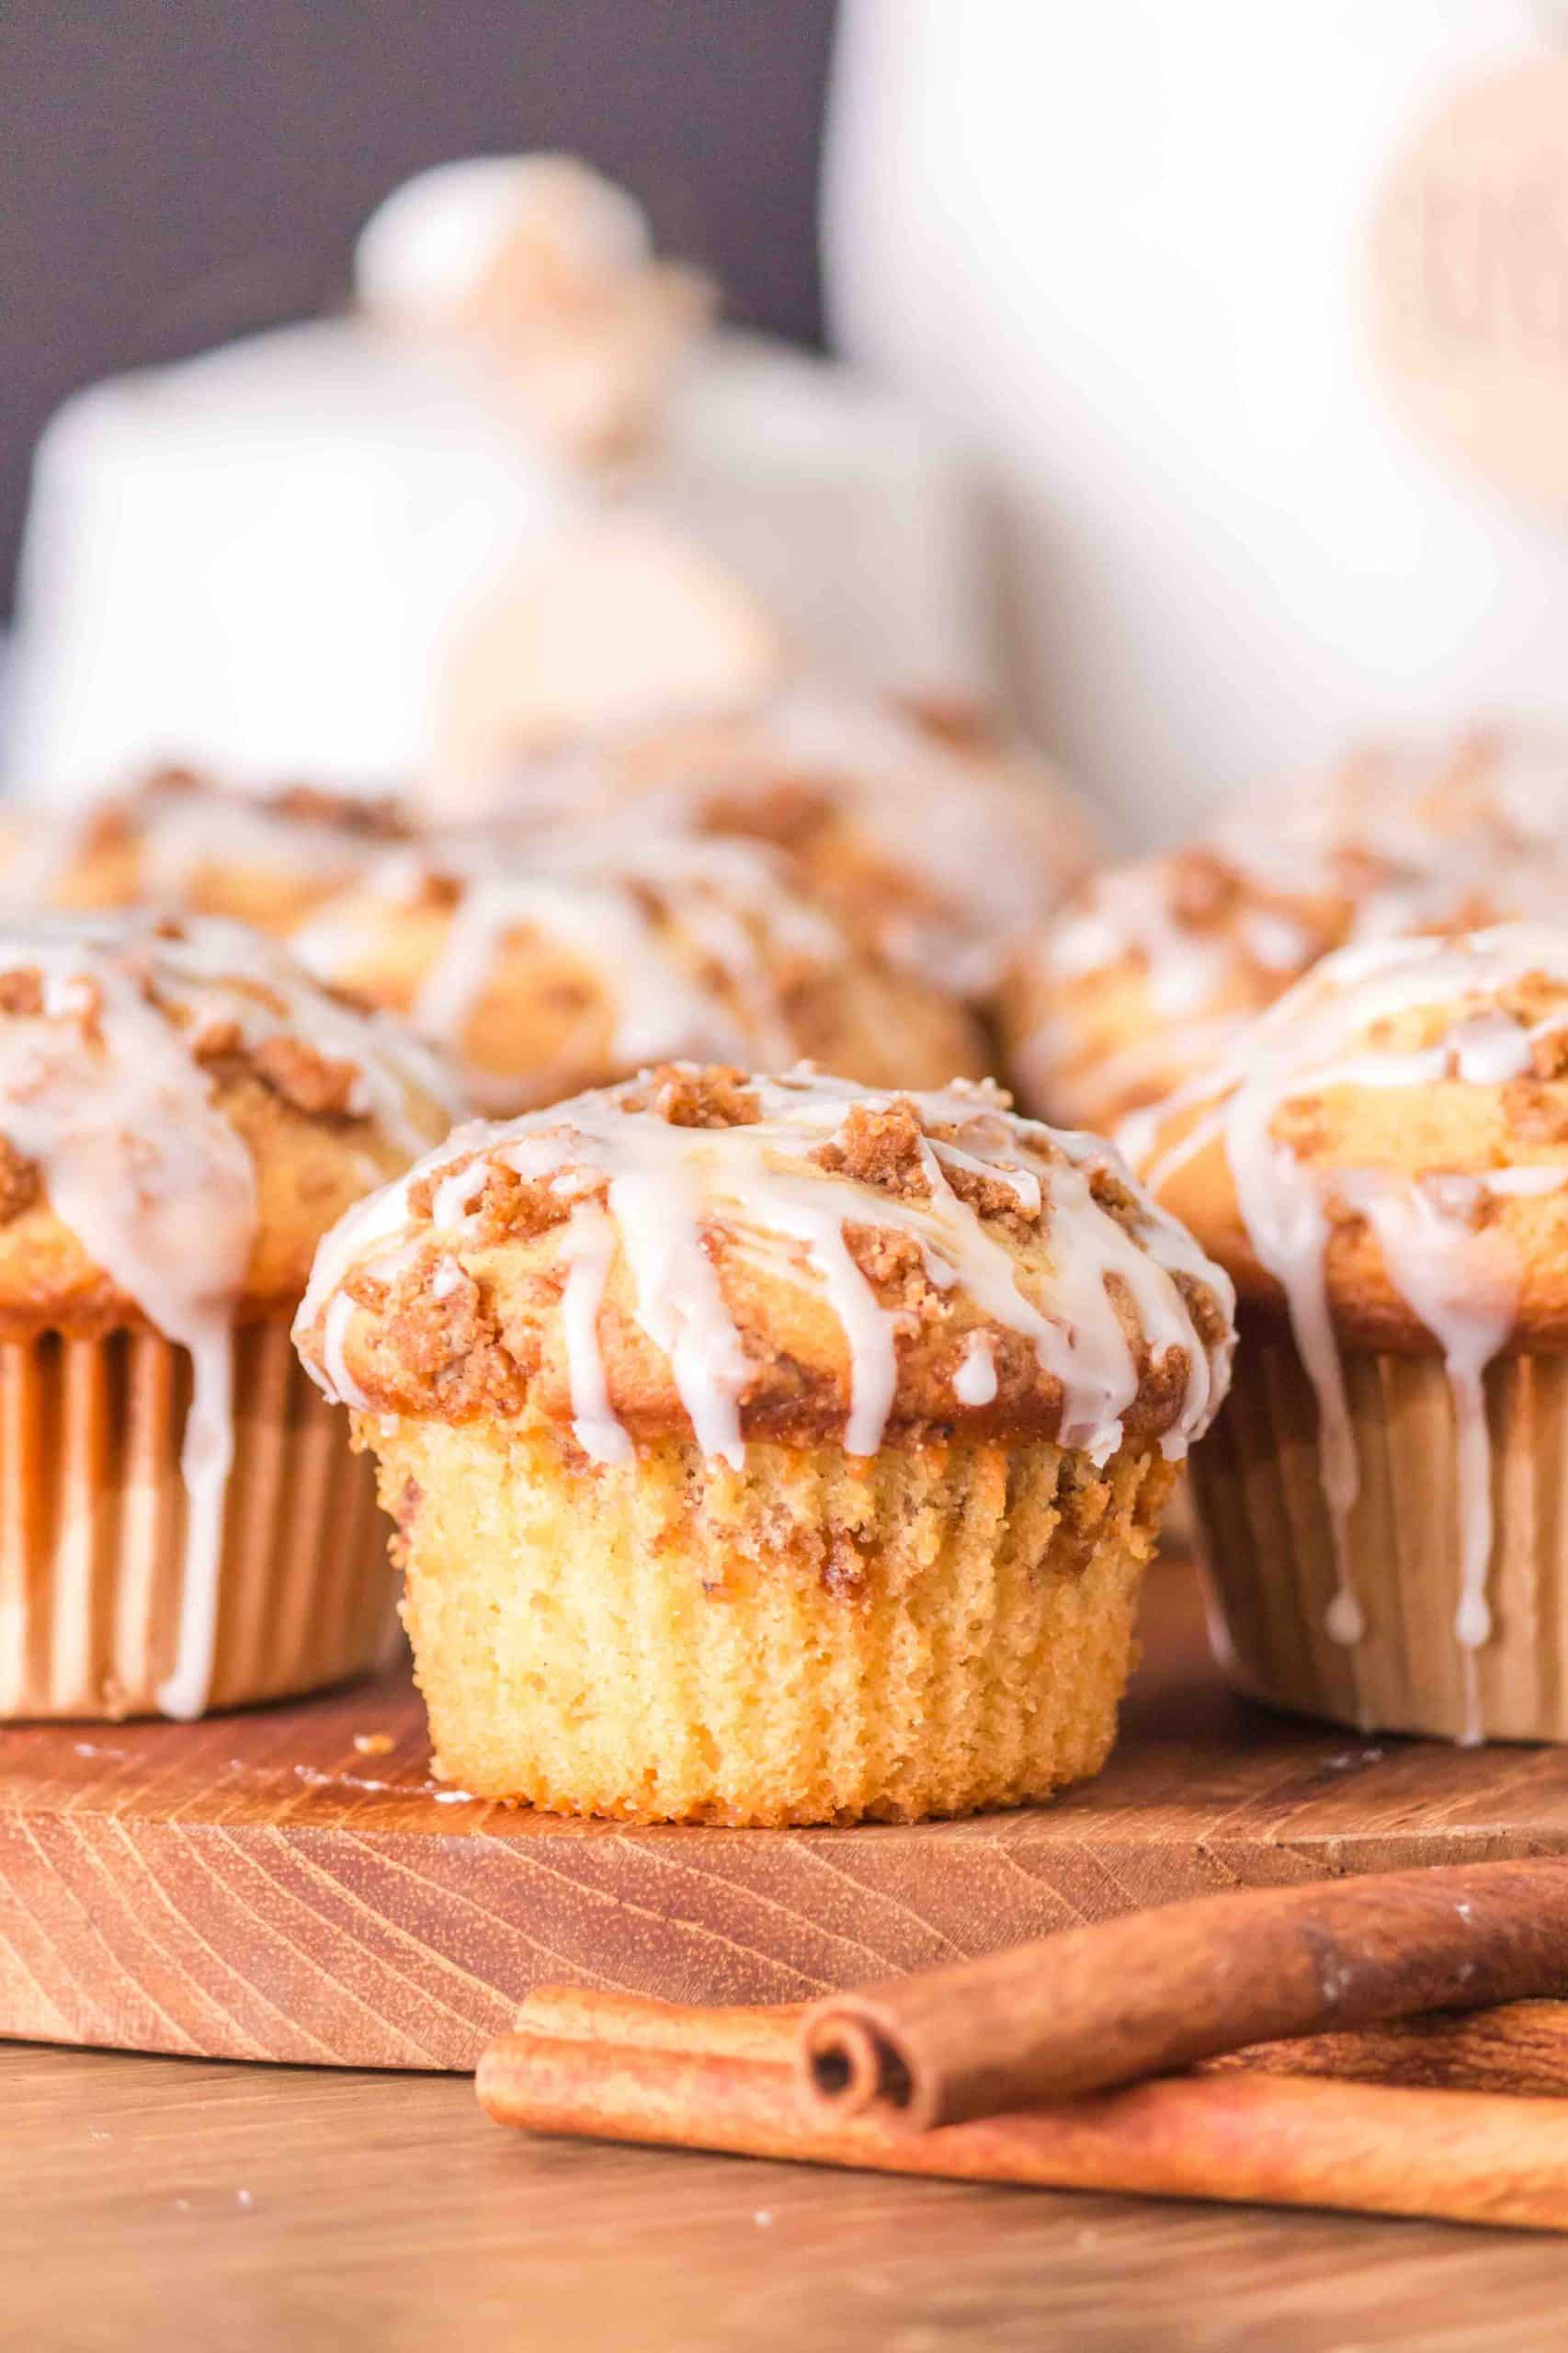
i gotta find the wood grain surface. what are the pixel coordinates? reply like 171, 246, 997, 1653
8, 2040, 1568, 2353
9, 1556, 1568, 2072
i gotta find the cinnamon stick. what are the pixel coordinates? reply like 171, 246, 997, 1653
517, 1985, 802, 2064
1213, 2000, 1568, 2099
476, 2027, 1568, 2232
799, 1858, 1568, 2131
514, 1984, 1568, 2100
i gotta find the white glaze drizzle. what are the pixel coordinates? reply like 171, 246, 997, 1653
557, 1206, 633, 1463
0, 784, 394, 915
1028, 733, 1568, 1124
429, 1256, 465, 1300
759, 687, 1081, 990
1338, 1172, 1517, 1740
488, 684, 1091, 995
418, 875, 746, 1107
3, 937, 256, 1720
954, 1330, 998, 1406
1048, 867, 1235, 1018
1301, 728, 1568, 873
301, 1067, 1235, 1474
166, 915, 461, 1153
0, 915, 447, 1716
1241, 908, 1318, 974
1134, 925, 1568, 1739
134, 790, 388, 902
295, 827, 851, 1108
322, 1290, 371, 1413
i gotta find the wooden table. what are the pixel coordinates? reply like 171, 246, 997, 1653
11, 1553, 1568, 2350
6, 2037, 1568, 2352
16, 1558, 1568, 2075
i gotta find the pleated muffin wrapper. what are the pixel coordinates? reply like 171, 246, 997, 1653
1189, 1322, 1568, 1744
0, 1317, 397, 1720
368, 1416, 1178, 1825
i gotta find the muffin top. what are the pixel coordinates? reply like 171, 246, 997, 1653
1006, 843, 1359, 1129
473, 685, 1096, 999
1136, 924, 1568, 1352
0, 913, 457, 1337
1300, 723, 1568, 866
0, 770, 407, 936
294, 1063, 1234, 1467
1005, 727, 1567, 1130
290, 823, 987, 1111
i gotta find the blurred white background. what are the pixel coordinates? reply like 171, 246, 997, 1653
828, 0, 1568, 836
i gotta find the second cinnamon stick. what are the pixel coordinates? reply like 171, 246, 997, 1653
799, 1857, 1568, 2131
517, 1985, 802, 2064
478, 2028, 1568, 2233
515, 1984, 1568, 2100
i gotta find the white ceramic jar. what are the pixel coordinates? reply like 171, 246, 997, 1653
826, 0, 1568, 838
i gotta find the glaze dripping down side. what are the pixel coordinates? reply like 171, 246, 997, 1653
298, 1066, 1236, 1475
1141, 925, 1568, 1741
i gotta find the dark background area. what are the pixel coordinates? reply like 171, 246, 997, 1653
0, 1, 836, 616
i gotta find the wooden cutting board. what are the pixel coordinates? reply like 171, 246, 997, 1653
7, 1555, 1568, 2073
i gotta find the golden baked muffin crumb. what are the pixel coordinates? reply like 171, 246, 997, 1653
296, 1063, 1233, 1822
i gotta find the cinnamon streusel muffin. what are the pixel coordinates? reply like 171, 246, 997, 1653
290, 824, 987, 1111
0, 913, 454, 1718
1004, 724, 1568, 1135
443, 683, 1096, 1002
0, 769, 406, 936
1141, 922, 1568, 1745
294, 1064, 1234, 1823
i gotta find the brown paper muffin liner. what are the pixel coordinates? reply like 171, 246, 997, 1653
0, 1319, 397, 1719
364, 1418, 1176, 1824
1189, 1332, 1568, 1742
